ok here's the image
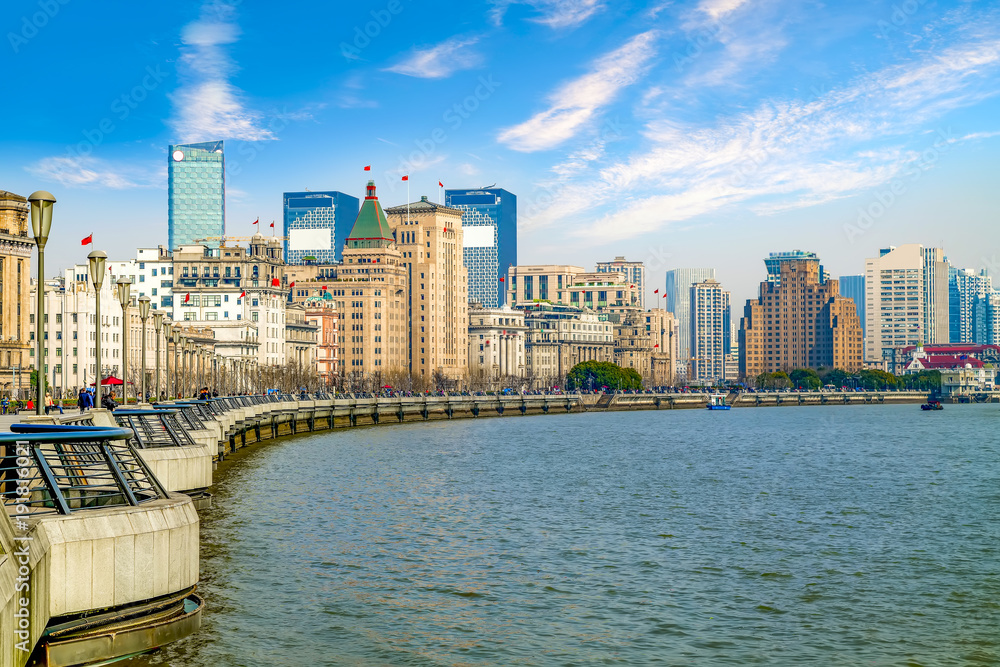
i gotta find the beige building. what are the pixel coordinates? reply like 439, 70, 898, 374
328, 181, 409, 378
507, 264, 640, 311
612, 308, 677, 387
690, 279, 730, 382
864, 244, 949, 362
468, 303, 527, 385
172, 235, 287, 366
0, 190, 32, 398
385, 195, 469, 383
740, 254, 863, 378
522, 303, 615, 388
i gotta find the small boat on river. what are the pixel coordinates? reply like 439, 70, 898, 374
920, 400, 944, 411
707, 394, 731, 410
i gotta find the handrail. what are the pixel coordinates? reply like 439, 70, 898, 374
0, 426, 167, 516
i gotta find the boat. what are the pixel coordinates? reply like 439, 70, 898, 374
707, 394, 731, 410
920, 400, 944, 411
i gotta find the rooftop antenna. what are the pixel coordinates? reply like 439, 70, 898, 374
480, 183, 496, 189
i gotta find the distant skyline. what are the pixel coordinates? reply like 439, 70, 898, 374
2, 0, 999, 307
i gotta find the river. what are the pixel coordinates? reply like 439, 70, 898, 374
130, 403, 999, 665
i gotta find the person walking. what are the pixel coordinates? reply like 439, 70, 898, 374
101, 390, 118, 412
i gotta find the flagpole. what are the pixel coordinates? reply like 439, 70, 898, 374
407, 179, 410, 224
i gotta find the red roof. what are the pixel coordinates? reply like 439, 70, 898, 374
902, 343, 1000, 355
911, 355, 985, 369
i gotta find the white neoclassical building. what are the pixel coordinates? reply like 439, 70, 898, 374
468, 303, 527, 383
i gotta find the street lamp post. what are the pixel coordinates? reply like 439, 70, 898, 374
153, 311, 164, 401
138, 296, 151, 404
116, 278, 132, 405
87, 250, 107, 407
28, 191, 55, 415
172, 331, 181, 398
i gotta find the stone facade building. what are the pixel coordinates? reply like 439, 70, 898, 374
385, 196, 469, 383
522, 303, 615, 388
284, 303, 318, 374
0, 190, 32, 398
468, 303, 527, 385
328, 181, 409, 377
304, 300, 339, 387
740, 254, 863, 377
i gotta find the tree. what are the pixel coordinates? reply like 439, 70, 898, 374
756, 371, 790, 390
789, 368, 821, 390
29, 370, 50, 394
566, 361, 642, 391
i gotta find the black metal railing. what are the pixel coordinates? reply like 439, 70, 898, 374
113, 410, 198, 448
0, 426, 168, 516
157, 404, 207, 431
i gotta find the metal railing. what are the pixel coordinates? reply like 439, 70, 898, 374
113, 410, 198, 448
0, 425, 168, 516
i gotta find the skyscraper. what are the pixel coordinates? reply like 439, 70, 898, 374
741, 254, 863, 377
864, 244, 949, 361
282, 191, 360, 265
444, 188, 516, 307
665, 268, 715, 378
838, 275, 866, 338
596, 257, 646, 308
951, 267, 995, 343
690, 279, 729, 382
168, 141, 225, 250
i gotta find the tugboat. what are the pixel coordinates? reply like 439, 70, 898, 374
707, 394, 731, 410
920, 400, 944, 411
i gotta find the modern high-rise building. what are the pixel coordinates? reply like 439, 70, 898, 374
386, 195, 469, 382
765, 250, 828, 285
740, 253, 863, 377
282, 191, 360, 265
950, 267, 995, 343
839, 275, 866, 338
863, 244, 948, 361
596, 257, 646, 308
0, 189, 33, 398
168, 141, 225, 250
444, 188, 516, 307
664, 268, 715, 378
689, 279, 729, 382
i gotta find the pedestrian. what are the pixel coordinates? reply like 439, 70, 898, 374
0, 396, 8, 415
101, 390, 117, 412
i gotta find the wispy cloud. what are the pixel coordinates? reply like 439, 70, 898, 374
26, 156, 162, 189
498, 30, 658, 152
697, 0, 750, 20
490, 0, 604, 29
169, 3, 274, 142
385, 37, 482, 79
526, 30, 1000, 241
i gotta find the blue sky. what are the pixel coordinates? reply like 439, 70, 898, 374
2, 0, 999, 305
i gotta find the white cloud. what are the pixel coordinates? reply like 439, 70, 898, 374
524, 32, 1000, 241
169, 3, 275, 142
385, 37, 482, 79
26, 156, 161, 189
490, 0, 604, 29
697, 0, 750, 20
498, 30, 659, 152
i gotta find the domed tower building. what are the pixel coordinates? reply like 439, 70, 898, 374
329, 181, 409, 381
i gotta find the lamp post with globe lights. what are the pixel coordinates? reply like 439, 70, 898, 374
28, 191, 55, 414
116, 278, 132, 405
87, 250, 107, 407
153, 311, 165, 400
138, 296, 151, 403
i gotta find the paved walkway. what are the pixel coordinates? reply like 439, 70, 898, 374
0, 409, 86, 433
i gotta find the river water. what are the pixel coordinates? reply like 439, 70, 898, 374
132, 404, 999, 666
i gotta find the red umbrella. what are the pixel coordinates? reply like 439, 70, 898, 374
90, 376, 124, 386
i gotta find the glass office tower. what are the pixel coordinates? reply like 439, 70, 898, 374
665, 268, 716, 379
839, 275, 866, 338
444, 188, 516, 307
283, 191, 360, 264
168, 141, 225, 250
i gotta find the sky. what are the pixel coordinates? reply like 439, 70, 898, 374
2, 0, 999, 307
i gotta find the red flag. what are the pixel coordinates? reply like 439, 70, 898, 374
364, 165, 371, 171
662, 293, 667, 298
252, 218, 259, 225
438, 181, 443, 187
270, 221, 275, 228
401, 175, 408, 181
239, 290, 246, 299
271, 277, 280, 287
654, 344, 660, 348
630, 284, 635, 288
289, 281, 295, 288
81, 234, 93, 246
499, 277, 505, 282
184, 293, 190, 303
654, 288, 659, 294
321, 285, 327, 290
